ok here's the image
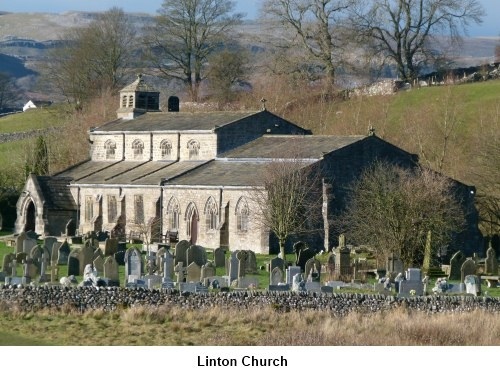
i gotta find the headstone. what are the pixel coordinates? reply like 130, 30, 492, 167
484, 246, 498, 275
80, 243, 95, 275
93, 254, 105, 274
270, 266, 284, 285
103, 238, 118, 256
15, 232, 27, 254
67, 250, 80, 276
464, 275, 481, 296
213, 247, 226, 268
160, 249, 174, 281
2, 253, 14, 274
29, 245, 44, 269
51, 241, 62, 264
200, 261, 216, 281
244, 250, 257, 273
327, 253, 335, 279
336, 246, 351, 276
304, 258, 321, 283
174, 262, 186, 283
236, 250, 248, 277
23, 258, 37, 279
296, 248, 316, 272
175, 240, 190, 266
406, 268, 421, 281
25, 230, 38, 239
460, 258, 476, 283
448, 250, 466, 280
23, 238, 37, 254
386, 252, 404, 275
227, 251, 239, 282
187, 244, 207, 267
103, 256, 119, 284
57, 240, 71, 265
237, 276, 259, 289
43, 237, 58, 256
269, 256, 284, 276
286, 266, 302, 285
125, 247, 143, 283
186, 262, 201, 283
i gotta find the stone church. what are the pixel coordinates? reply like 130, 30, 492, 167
15, 75, 482, 255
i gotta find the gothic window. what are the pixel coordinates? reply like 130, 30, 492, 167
185, 202, 198, 238
107, 195, 117, 223
160, 140, 172, 159
204, 196, 218, 232
85, 196, 93, 222
104, 139, 116, 160
134, 195, 144, 224
167, 197, 180, 231
236, 197, 249, 232
132, 139, 144, 159
187, 139, 200, 160
128, 95, 134, 107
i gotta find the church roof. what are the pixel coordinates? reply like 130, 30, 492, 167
218, 135, 367, 159
91, 111, 261, 133
34, 176, 77, 211
120, 74, 158, 93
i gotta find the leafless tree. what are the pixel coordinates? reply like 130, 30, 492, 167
250, 150, 324, 259
261, 0, 356, 88
44, 7, 137, 107
351, 0, 485, 82
336, 161, 465, 267
143, 0, 243, 102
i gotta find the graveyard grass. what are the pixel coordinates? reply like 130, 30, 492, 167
1, 239, 500, 346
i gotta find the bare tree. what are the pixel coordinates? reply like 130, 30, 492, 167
337, 161, 465, 267
44, 7, 137, 107
261, 0, 356, 88
250, 152, 323, 259
351, 0, 485, 82
143, 0, 243, 102
207, 47, 249, 103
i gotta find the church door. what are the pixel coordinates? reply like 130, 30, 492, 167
24, 200, 36, 232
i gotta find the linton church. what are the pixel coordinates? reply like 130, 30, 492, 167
14, 76, 482, 254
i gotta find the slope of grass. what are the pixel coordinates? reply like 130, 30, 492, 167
0, 104, 69, 134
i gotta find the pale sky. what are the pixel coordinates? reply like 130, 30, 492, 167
0, 0, 498, 36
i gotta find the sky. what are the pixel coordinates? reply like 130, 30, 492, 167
0, 0, 498, 36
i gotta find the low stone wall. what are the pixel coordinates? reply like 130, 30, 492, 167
1, 285, 499, 316
0, 129, 49, 144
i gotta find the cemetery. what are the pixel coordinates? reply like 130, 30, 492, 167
1, 231, 499, 318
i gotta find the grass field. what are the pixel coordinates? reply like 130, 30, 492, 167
0, 105, 69, 134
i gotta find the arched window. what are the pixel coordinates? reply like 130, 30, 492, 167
134, 195, 144, 224
107, 195, 117, 222
185, 202, 198, 240
160, 140, 172, 159
128, 95, 134, 107
187, 139, 200, 160
204, 196, 218, 231
104, 139, 116, 160
121, 95, 127, 108
167, 197, 180, 231
132, 139, 144, 159
236, 197, 249, 232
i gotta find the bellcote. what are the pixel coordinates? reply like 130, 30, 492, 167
117, 74, 160, 120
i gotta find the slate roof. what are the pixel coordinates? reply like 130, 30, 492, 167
35, 176, 76, 211
92, 111, 260, 133
219, 135, 367, 159
120, 75, 158, 93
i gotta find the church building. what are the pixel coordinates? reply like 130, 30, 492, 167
14, 75, 482, 255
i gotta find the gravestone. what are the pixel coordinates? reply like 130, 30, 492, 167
186, 262, 201, 283
327, 253, 335, 279
175, 240, 190, 266
269, 256, 284, 276
23, 258, 37, 279
227, 251, 239, 282
67, 250, 80, 276
213, 247, 226, 268
174, 262, 186, 283
406, 268, 421, 281
296, 248, 316, 272
386, 252, 404, 275
156, 247, 166, 274
93, 254, 105, 274
460, 259, 476, 283
399, 268, 424, 296
238, 276, 258, 289
29, 245, 44, 269
2, 253, 14, 274
286, 266, 302, 285
23, 238, 37, 254
125, 247, 143, 284
336, 246, 351, 276
270, 267, 284, 285
51, 241, 62, 264
103, 256, 119, 285
25, 230, 38, 239
464, 275, 481, 296
104, 238, 119, 256
304, 258, 321, 283
244, 250, 257, 273
236, 250, 248, 277
44, 237, 58, 256
160, 249, 174, 281
484, 246, 498, 275
15, 232, 27, 254
448, 251, 466, 280
57, 240, 71, 265
200, 261, 216, 281
187, 245, 207, 267
80, 243, 95, 275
